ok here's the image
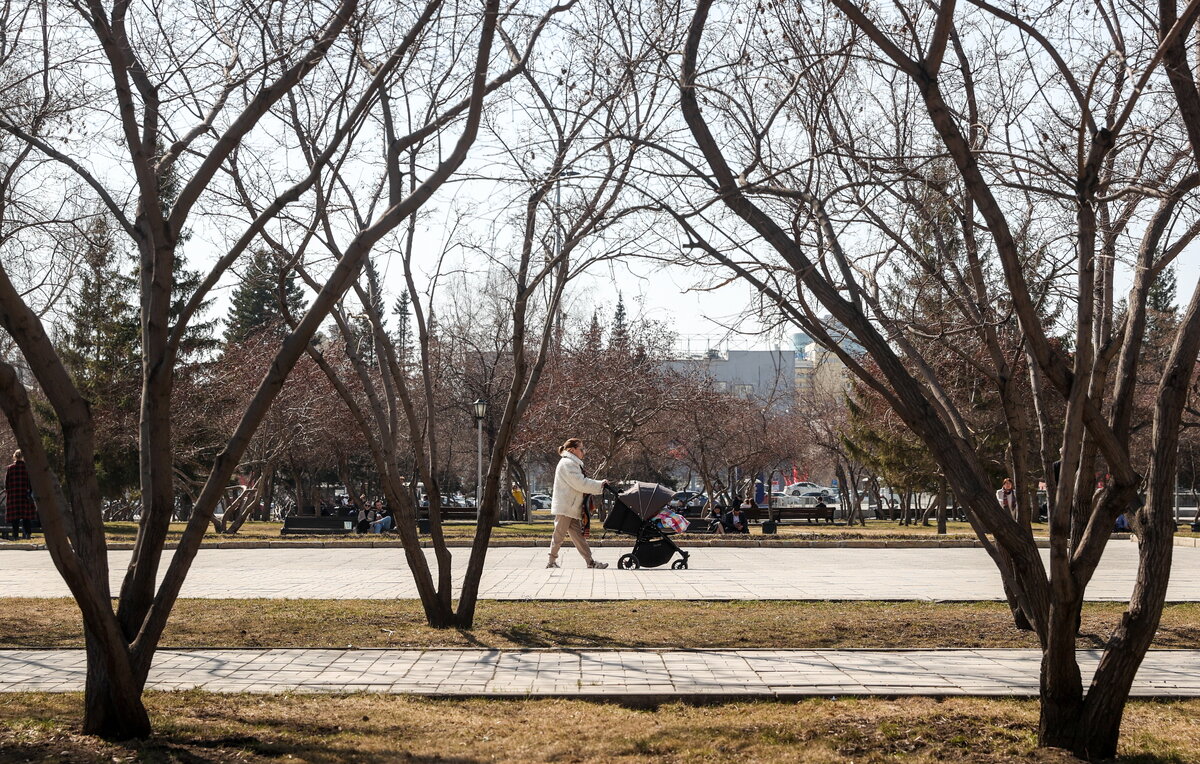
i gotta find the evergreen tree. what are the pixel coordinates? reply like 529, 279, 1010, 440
224, 249, 307, 344
610, 293, 629, 351
1146, 265, 1178, 351
393, 291, 414, 363
171, 256, 221, 362
58, 215, 141, 498
582, 311, 604, 352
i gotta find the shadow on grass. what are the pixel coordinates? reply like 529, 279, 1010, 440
492, 624, 637, 648
2, 728, 489, 764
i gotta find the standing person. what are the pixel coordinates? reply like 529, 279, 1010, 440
510, 482, 526, 522
996, 478, 1017, 518
547, 438, 608, 569
4, 450, 36, 540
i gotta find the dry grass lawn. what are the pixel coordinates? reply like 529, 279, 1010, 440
0, 693, 1197, 763
5, 599, 1200, 650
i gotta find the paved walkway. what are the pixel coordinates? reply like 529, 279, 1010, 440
2, 648, 1197, 697
2, 544, 1199, 601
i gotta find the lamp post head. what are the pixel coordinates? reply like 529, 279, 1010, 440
473, 398, 488, 421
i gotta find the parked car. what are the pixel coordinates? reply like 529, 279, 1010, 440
528, 493, 551, 510
783, 482, 819, 496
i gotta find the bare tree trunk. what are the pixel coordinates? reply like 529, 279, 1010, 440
82, 629, 151, 739
837, 462, 864, 525
261, 468, 276, 521
936, 481, 947, 534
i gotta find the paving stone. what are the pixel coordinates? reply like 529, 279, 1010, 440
3, 546, 1199, 601
1, 648, 1199, 698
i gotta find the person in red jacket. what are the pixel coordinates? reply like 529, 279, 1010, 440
4, 450, 36, 539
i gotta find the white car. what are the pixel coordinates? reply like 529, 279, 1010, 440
783, 482, 819, 496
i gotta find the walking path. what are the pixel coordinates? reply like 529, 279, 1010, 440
2, 648, 1198, 698
3, 544, 1199, 601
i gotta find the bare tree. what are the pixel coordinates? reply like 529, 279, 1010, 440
0, 0, 511, 738
655, 0, 1200, 757
263, 0, 667, 627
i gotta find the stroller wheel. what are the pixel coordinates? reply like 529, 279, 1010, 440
618, 554, 639, 570
671, 559, 688, 570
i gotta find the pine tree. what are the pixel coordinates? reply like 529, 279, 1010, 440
610, 293, 629, 351
393, 291, 414, 363
582, 311, 604, 352
58, 215, 141, 498
172, 256, 220, 362
1146, 265, 1178, 346
224, 249, 307, 344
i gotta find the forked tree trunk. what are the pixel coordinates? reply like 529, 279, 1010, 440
82, 631, 150, 740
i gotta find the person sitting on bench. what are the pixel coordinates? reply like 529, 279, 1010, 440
703, 504, 725, 534
370, 501, 395, 533
723, 504, 750, 534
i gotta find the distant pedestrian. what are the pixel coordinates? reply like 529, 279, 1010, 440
4, 450, 36, 539
546, 438, 608, 569
510, 482, 526, 521
996, 478, 1017, 517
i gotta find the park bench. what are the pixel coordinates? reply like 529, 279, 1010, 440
281, 516, 355, 535
419, 507, 490, 523
771, 505, 835, 524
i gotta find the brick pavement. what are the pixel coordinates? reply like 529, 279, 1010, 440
2, 544, 1199, 600
2, 648, 1198, 697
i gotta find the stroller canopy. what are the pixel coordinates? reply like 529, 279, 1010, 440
619, 482, 676, 521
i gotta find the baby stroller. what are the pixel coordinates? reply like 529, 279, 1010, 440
603, 482, 690, 570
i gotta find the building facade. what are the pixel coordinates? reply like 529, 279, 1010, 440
668, 347, 795, 408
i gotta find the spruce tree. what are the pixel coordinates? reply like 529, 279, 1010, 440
610, 293, 629, 351
224, 249, 307, 344
582, 310, 604, 352
1146, 265, 1178, 345
58, 215, 141, 498
393, 291, 414, 363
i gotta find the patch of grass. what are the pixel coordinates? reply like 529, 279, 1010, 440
0, 694, 1197, 762
5, 599, 1200, 650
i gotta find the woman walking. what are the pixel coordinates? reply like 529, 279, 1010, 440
546, 438, 609, 569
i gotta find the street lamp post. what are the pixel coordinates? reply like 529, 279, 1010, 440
473, 398, 488, 523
